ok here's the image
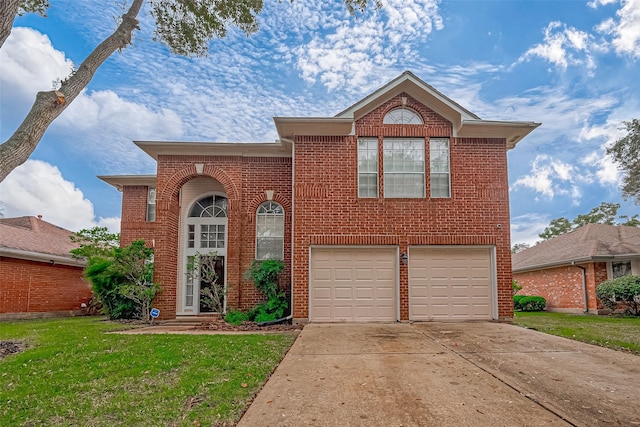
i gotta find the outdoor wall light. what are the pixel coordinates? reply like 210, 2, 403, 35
401, 253, 408, 265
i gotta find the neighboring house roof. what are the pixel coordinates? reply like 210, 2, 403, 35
512, 224, 640, 272
274, 71, 540, 147
0, 216, 84, 266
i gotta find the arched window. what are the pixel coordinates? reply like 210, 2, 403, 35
383, 107, 423, 125
189, 195, 228, 218
256, 201, 284, 260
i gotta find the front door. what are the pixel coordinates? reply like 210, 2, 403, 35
183, 194, 228, 314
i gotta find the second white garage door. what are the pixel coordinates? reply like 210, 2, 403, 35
409, 247, 494, 320
310, 247, 397, 322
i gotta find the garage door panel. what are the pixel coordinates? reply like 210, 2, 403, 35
311, 247, 397, 322
409, 247, 493, 321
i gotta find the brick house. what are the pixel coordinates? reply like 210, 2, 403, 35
100, 71, 539, 323
0, 216, 91, 318
512, 224, 640, 313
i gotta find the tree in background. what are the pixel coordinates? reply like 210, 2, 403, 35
69, 227, 120, 260
538, 202, 639, 241
607, 119, 640, 205
0, 0, 379, 182
511, 242, 530, 254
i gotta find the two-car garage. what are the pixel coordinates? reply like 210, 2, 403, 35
309, 246, 495, 322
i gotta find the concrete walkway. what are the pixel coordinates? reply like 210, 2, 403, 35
238, 322, 640, 427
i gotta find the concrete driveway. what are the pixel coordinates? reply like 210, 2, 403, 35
238, 322, 640, 427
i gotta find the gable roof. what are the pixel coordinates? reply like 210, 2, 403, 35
0, 216, 84, 266
274, 71, 540, 148
512, 224, 640, 272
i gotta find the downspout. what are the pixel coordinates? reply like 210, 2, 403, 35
572, 262, 588, 313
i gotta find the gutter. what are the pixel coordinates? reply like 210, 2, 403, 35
0, 248, 85, 267
513, 254, 639, 273
572, 261, 588, 313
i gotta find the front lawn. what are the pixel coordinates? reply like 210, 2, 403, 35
514, 312, 640, 354
0, 317, 296, 426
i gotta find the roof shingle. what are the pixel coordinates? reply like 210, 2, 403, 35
0, 216, 80, 260
512, 224, 640, 272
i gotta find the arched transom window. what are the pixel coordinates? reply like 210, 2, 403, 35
383, 107, 423, 125
256, 201, 284, 260
189, 195, 228, 218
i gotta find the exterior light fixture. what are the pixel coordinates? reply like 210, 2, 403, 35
401, 252, 408, 265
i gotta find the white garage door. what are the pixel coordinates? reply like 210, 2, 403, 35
409, 247, 493, 320
310, 247, 397, 322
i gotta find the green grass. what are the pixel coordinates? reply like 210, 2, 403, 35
514, 312, 640, 354
0, 317, 296, 426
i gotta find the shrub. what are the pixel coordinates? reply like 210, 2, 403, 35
225, 310, 249, 326
596, 275, 640, 316
519, 296, 546, 312
512, 280, 523, 295
85, 256, 138, 319
513, 294, 526, 311
245, 259, 288, 322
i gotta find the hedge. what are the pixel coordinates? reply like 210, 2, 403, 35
596, 275, 640, 316
513, 295, 546, 312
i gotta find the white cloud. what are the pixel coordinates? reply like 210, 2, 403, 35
518, 21, 596, 70
294, 0, 443, 91
588, 0, 618, 8
0, 160, 120, 233
596, 0, 640, 57
511, 155, 582, 204
581, 151, 621, 186
510, 213, 550, 246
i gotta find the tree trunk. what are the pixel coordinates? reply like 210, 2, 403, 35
0, 0, 145, 182
0, 0, 20, 48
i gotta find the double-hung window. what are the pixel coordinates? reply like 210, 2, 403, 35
358, 138, 378, 198
256, 201, 284, 260
146, 187, 156, 222
430, 138, 450, 198
383, 138, 425, 198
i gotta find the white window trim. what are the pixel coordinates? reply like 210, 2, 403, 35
358, 138, 379, 198
146, 187, 156, 222
255, 201, 285, 260
429, 138, 451, 199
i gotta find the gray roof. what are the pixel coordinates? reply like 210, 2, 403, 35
512, 224, 640, 272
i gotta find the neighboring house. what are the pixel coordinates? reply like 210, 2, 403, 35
512, 224, 640, 313
99, 71, 539, 323
0, 216, 91, 318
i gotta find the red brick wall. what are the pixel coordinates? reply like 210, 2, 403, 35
0, 257, 91, 314
127, 156, 293, 319
293, 93, 513, 321
513, 262, 603, 312
120, 185, 156, 247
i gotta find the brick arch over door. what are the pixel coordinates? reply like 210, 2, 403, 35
153, 165, 242, 319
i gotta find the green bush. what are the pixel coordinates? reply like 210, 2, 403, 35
513, 294, 526, 310
224, 310, 249, 326
85, 256, 138, 319
519, 296, 546, 312
245, 259, 288, 322
596, 275, 640, 316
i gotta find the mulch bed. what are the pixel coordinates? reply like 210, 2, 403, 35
0, 340, 26, 359
189, 319, 302, 332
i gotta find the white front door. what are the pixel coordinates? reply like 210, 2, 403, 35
183, 195, 228, 314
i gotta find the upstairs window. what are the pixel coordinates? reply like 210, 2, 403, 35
430, 138, 450, 198
146, 187, 156, 222
383, 107, 423, 125
358, 138, 378, 198
189, 195, 228, 218
383, 138, 425, 198
256, 201, 284, 260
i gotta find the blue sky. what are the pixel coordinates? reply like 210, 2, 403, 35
1, 0, 638, 245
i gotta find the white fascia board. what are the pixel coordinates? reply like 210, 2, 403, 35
98, 175, 157, 191
273, 117, 354, 140
457, 120, 541, 148
0, 248, 86, 267
134, 140, 292, 160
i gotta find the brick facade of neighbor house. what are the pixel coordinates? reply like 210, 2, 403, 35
512, 224, 640, 313
0, 257, 91, 315
513, 263, 606, 313
102, 72, 540, 322
0, 216, 91, 318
